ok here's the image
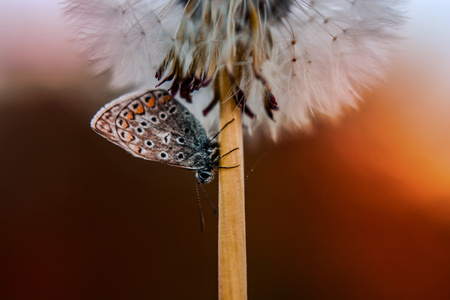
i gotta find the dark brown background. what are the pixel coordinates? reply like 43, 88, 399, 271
1, 57, 450, 299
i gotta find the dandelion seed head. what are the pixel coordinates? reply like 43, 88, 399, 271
64, 0, 406, 140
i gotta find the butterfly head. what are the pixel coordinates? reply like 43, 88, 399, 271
196, 169, 214, 184
194, 141, 220, 184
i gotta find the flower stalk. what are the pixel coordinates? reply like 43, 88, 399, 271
218, 69, 247, 300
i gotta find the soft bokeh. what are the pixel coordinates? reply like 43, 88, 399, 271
1, 1, 449, 299
62, 0, 406, 137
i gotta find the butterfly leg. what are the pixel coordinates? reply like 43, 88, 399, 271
218, 165, 240, 169
215, 147, 240, 169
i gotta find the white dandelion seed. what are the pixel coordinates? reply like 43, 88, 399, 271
64, 0, 406, 139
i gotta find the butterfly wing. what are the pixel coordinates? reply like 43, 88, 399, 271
91, 89, 210, 170
90, 93, 129, 149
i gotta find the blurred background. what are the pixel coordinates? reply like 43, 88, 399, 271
1, 1, 450, 299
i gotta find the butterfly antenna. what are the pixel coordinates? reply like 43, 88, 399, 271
195, 181, 205, 232
209, 118, 235, 142
198, 181, 218, 217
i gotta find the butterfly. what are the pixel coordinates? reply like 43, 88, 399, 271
90, 89, 236, 184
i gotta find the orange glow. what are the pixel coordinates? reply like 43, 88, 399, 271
302, 56, 450, 223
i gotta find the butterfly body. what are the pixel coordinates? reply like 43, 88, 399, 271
91, 89, 220, 183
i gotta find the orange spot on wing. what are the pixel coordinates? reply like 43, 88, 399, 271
161, 95, 171, 104
125, 112, 134, 120
124, 132, 134, 142
147, 98, 155, 107
135, 104, 144, 114
132, 145, 141, 153
117, 119, 129, 129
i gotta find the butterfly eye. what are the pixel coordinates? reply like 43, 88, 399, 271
140, 121, 149, 127
159, 112, 167, 120
184, 128, 190, 134
197, 171, 213, 183
169, 106, 177, 114
145, 140, 154, 148
176, 137, 185, 144
176, 153, 185, 160
159, 151, 169, 159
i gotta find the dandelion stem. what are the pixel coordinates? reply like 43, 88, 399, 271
218, 69, 247, 300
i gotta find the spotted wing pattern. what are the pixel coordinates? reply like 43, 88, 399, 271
91, 89, 210, 170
